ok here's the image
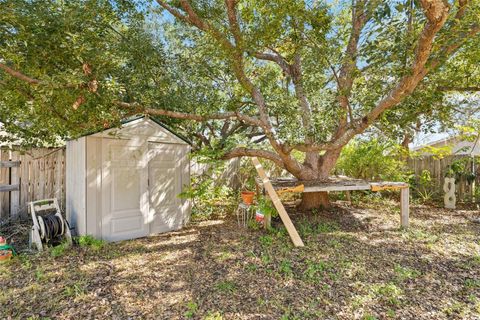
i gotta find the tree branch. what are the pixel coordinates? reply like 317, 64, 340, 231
335, 0, 371, 132
290, 54, 313, 135
225, 0, 242, 47
0, 62, 93, 90
156, 0, 234, 50
221, 147, 285, 169
0, 62, 40, 84
253, 51, 291, 76
115, 101, 265, 127
352, 0, 451, 133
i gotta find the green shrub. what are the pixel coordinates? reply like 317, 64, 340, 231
409, 169, 438, 202
179, 155, 236, 220
256, 196, 277, 218
336, 138, 409, 181
77, 235, 105, 251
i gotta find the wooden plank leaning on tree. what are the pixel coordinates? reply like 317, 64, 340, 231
251, 157, 304, 247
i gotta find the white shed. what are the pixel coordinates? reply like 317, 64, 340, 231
66, 116, 191, 242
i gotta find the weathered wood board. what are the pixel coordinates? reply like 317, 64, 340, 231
252, 157, 304, 247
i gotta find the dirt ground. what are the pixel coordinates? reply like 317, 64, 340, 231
1, 200, 479, 319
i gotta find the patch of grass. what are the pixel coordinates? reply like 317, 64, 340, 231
386, 309, 396, 318
317, 221, 339, 233
215, 280, 237, 294
278, 260, 293, 277
371, 283, 403, 306
464, 278, 480, 289
63, 280, 87, 298
260, 253, 271, 265
351, 293, 372, 310
247, 220, 261, 230
274, 226, 288, 238
298, 221, 317, 237
34, 267, 45, 282
245, 263, 258, 272
0, 288, 10, 304
77, 235, 105, 251
259, 235, 273, 247
402, 229, 439, 245
362, 314, 378, 320
246, 250, 256, 258
443, 301, 468, 317
184, 301, 198, 318
464, 254, 480, 268
204, 311, 223, 320
304, 260, 333, 282
19, 254, 32, 269
326, 238, 343, 249
215, 250, 233, 262
50, 242, 69, 257
297, 220, 339, 237
394, 264, 420, 282
0, 263, 12, 278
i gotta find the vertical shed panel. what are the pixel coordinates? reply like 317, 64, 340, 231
180, 145, 191, 224
86, 137, 101, 237
66, 137, 86, 235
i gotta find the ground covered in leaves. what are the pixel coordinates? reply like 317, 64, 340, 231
1, 200, 479, 319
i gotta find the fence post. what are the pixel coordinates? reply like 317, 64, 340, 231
10, 152, 20, 218
401, 187, 410, 228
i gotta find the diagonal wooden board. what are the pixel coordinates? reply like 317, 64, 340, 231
252, 157, 304, 247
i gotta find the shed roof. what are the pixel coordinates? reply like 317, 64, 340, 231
74, 115, 191, 145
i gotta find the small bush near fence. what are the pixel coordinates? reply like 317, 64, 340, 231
408, 155, 479, 203
336, 139, 410, 182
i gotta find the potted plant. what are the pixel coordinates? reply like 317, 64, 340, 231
255, 196, 277, 228
241, 190, 255, 205
240, 175, 256, 205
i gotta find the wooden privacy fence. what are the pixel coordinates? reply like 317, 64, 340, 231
407, 155, 478, 201
0, 148, 65, 220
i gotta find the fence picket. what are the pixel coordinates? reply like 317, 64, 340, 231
0, 148, 66, 220
10, 152, 20, 218
407, 155, 477, 202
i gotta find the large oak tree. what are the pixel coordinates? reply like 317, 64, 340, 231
1, 0, 480, 209
151, 0, 480, 209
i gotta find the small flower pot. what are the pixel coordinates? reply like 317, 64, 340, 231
241, 191, 255, 205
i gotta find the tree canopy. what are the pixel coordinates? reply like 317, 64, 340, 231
0, 0, 168, 146
1, 1, 480, 201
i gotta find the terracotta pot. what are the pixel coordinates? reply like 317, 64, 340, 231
241, 191, 255, 205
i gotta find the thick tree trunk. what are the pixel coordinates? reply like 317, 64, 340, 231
297, 149, 342, 211
298, 191, 330, 211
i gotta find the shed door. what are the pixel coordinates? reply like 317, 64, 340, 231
148, 142, 183, 234
102, 139, 148, 241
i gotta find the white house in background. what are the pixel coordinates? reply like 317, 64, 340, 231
411, 135, 480, 156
